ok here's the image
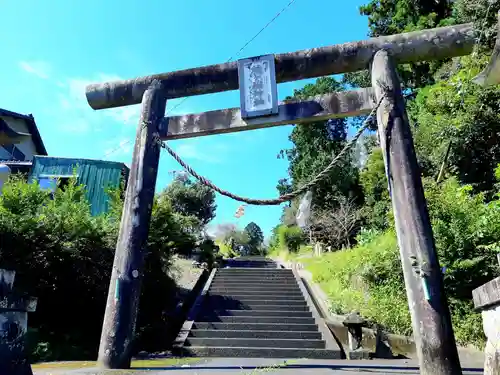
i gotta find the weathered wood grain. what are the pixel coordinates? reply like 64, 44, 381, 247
86, 23, 475, 110
474, 11, 500, 86
473, 276, 500, 310
97, 81, 166, 370
162, 88, 376, 140
371, 50, 462, 375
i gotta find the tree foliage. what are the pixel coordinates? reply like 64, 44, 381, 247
0, 174, 211, 361
161, 177, 216, 226
411, 55, 500, 194
214, 223, 251, 257
277, 77, 363, 212
244, 222, 264, 254
273, 0, 500, 348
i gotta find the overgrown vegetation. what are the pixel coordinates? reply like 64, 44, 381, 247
0, 174, 217, 361
213, 221, 266, 257
270, 0, 500, 348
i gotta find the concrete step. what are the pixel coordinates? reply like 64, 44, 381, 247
202, 298, 308, 307
208, 292, 304, 302
214, 271, 293, 274
210, 283, 300, 289
208, 288, 301, 294
216, 271, 291, 275
202, 310, 313, 318
212, 280, 298, 286
222, 266, 278, 268
192, 322, 319, 331
216, 270, 292, 275
196, 316, 315, 324
214, 273, 295, 277
210, 283, 300, 292
211, 281, 298, 286
216, 268, 293, 276
214, 275, 295, 279
204, 295, 305, 302
185, 337, 325, 349
188, 329, 322, 340
212, 278, 297, 284
222, 266, 277, 269
208, 290, 303, 297
206, 296, 305, 302
210, 283, 299, 288
178, 346, 342, 359
202, 303, 310, 311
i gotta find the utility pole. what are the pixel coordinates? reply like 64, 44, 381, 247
97, 80, 166, 369
371, 50, 462, 375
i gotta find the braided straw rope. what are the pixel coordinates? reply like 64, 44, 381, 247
160, 94, 385, 206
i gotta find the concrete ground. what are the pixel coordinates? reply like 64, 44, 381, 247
33, 357, 484, 375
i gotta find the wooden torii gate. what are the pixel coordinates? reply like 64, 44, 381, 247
85, 16, 500, 375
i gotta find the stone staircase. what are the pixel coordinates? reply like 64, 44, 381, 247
174, 257, 342, 358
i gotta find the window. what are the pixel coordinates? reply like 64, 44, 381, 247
2, 144, 25, 161
38, 175, 73, 197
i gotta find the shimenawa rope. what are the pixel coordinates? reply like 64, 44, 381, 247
159, 94, 385, 206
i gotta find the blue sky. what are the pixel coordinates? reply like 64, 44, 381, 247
0, 0, 369, 238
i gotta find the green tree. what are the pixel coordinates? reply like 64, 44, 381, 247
161, 177, 216, 226
410, 54, 500, 195
355, 0, 454, 89
359, 147, 391, 230
277, 77, 363, 214
244, 222, 264, 254
0, 174, 203, 361
214, 223, 250, 256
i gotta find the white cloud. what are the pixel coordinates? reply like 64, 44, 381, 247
60, 118, 90, 134
53, 73, 141, 135
206, 223, 238, 239
19, 61, 51, 79
173, 141, 228, 164
175, 143, 205, 160
66, 75, 141, 126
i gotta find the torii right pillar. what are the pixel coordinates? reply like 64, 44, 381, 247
371, 49, 463, 375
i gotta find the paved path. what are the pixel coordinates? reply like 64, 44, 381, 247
33, 357, 484, 375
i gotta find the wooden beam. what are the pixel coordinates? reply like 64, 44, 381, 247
371, 50, 462, 375
86, 23, 475, 110
162, 88, 376, 140
474, 11, 500, 86
97, 80, 166, 369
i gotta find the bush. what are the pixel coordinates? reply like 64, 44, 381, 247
0, 175, 115, 360
0, 175, 201, 360
303, 231, 411, 335
423, 177, 500, 301
217, 242, 238, 258
303, 177, 500, 347
277, 225, 306, 253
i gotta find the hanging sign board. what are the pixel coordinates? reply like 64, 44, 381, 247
237, 54, 279, 119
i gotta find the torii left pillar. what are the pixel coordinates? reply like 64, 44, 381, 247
98, 80, 167, 369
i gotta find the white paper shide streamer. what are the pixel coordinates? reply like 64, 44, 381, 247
296, 191, 313, 229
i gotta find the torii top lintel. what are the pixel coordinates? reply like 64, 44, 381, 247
85, 23, 477, 111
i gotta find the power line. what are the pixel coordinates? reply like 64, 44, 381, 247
102, 0, 298, 159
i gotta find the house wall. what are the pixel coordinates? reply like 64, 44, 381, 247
0, 147, 11, 160
29, 156, 126, 216
0, 116, 38, 161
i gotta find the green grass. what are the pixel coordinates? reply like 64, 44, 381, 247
300, 231, 413, 337
296, 231, 485, 348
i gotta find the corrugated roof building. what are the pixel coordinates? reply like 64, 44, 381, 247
29, 155, 129, 216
